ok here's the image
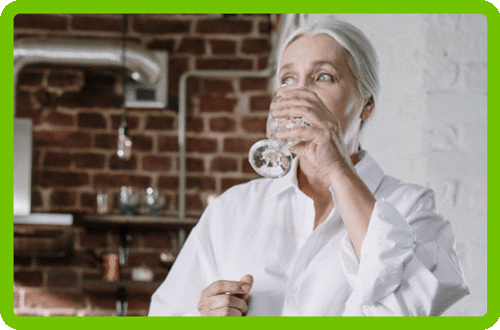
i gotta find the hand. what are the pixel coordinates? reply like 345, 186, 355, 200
197, 274, 254, 316
271, 85, 354, 179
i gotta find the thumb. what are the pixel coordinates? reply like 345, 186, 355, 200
239, 274, 253, 292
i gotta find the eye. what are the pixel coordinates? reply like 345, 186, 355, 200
316, 73, 333, 82
281, 76, 295, 86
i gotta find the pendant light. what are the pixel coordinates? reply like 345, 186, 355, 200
117, 14, 132, 160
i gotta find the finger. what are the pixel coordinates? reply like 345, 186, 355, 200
209, 294, 249, 314
275, 126, 331, 145
206, 307, 243, 316
202, 280, 249, 298
239, 274, 254, 300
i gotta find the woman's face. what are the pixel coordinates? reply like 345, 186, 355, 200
278, 33, 372, 153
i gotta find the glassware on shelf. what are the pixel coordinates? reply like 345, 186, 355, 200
248, 113, 308, 178
118, 186, 139, 216
96, 189, 109, 215
144, 187, 166, 217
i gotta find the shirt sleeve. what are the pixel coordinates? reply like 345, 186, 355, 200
148, 209, 220, 316
340, 189, 469, 316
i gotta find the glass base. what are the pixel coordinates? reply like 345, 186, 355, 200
248, 139, 293, 179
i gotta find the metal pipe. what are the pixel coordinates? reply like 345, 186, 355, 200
176, 15, 294, 230
177, 68, 274, 229
13, 37, 163, 112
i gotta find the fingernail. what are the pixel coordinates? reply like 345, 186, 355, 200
241, 284, 251, 292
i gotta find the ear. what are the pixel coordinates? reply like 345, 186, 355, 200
360, 97, 375, 121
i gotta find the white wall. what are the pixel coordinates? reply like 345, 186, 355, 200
301, 14, 487, 316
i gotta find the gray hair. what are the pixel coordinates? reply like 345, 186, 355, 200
276, 19, 380, 106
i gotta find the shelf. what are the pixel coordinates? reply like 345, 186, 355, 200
82, 279, 163, 295
81, 215, 198, 226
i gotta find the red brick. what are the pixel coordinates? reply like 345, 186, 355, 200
186, 157, 204, 172
145, 115, 175, 130
178, 37, 205, 54
196, 19, 252, 34
240, 77, 269, 91
74, 153, 106, 169
242, 38, 271, 54
210, 157, 238, 172
34, 89, 57, 108
43, 111, 74, 126
14, 290, 19, 308
34, 130, 91, 148
88, 291, 116, 310
79, 228, 108, 248
185, 194, 203, 211
18, 71, 44, 87
223, 138, 256, 153
94, 133, 117, 150
203, 79, 233, 95
128, 294, 153, 311
142, 155, 172, 172
258, 57, 269, 70
158, 135, 179, 152
50, 190, 77, 207
78, 112, 107, 128
127, 251, 163, 268
93, 174, 151, 188
31, 189, 43, 207
14, 271, 43, 287
47, 269, 78, 287
185, 117, 203, 133
139, 232, 173, 249
14, 14, 68, 30
133, 16, 190, 34
241, 116, 267, 133
221, 178, 251, 191
147, 38, 176, 52
200, 97, 237, 113
15, 90, 39, 120
250, 95, 272, 112
109, 155, 137, 170
72, 14, 124, 32
209, 117, 236, 132
43, 151, 72, 168
209, 39, 236, 54
158, 176, 178, 190
36, 171, 89, 187
47, 71, 82, 89
131, 135, 153, 151
25, 291, 86, 309
186, 176, 216, 190
80, 192, 96, 209
186, 137, 218, 153
111, 115, 139, 130
259, 20, 272, 34
196, 59, 253, 71
243, 159, 258, 174
58, 72, 118, 109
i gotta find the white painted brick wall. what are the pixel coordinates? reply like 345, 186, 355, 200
304, 14, 487, 316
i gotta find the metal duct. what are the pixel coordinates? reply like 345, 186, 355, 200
14, 37, 161, 85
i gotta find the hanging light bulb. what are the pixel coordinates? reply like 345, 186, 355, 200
117, 118, 132, 160
117, 14, 132, 160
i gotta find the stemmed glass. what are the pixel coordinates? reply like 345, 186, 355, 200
248, 112, 308, 178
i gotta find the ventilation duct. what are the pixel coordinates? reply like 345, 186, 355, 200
14, 37, 168, 109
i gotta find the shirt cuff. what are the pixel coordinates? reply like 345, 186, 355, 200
340, 200, 416, 306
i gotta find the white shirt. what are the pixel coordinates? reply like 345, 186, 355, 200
148, 151, 469, 316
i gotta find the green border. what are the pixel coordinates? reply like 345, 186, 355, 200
1, 1, 498, 329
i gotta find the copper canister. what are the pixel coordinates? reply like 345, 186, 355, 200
102, 253, 120, 281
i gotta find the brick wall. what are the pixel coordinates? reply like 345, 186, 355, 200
14, 14, 273, 316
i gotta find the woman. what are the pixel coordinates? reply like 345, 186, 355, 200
148, 20, 469, 316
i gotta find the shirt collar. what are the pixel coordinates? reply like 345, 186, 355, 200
266, 150, 385, 199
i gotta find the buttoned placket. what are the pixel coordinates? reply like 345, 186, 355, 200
283, 187, 342, 314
